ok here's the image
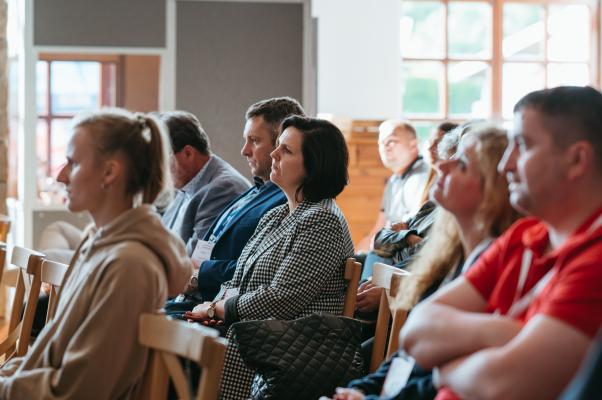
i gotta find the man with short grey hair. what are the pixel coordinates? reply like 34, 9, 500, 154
160, 111, 250, 256
357, 120, 430, 253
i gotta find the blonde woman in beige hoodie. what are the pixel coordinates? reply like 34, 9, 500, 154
0, 109, 192, 399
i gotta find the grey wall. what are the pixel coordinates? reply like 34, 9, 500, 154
176, 1, 304, 177
34, 0, 166, 47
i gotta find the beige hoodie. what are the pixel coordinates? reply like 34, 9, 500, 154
0, 205, 191, 399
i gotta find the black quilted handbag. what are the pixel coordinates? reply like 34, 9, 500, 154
231, 313, 365, 400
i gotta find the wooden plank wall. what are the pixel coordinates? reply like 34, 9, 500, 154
336, 120, 390, 248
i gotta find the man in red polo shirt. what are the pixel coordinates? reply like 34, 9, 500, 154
400, 86, 602, 400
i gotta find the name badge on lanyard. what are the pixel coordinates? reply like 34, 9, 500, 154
191, 240, 215, 267
381, 352, 416, 398
503, 248, 555, 318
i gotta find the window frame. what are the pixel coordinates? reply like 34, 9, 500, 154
36, 54, 122, 177
401, 0, 600, 126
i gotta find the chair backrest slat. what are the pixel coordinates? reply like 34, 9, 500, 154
40, 259, 69, 324
0, 246, 44, 362
371, 262, 410, 289
0, 242, 7, 290
7, 270, 26, 333
137, 314, 227, 400
41, 260, 68, 286
343, 258, 362, 317
161, 352, 192, 400
139, 314, 219, 360
11, 247, 44, 274
369, 262, 410, 372
0, 215, 10, 243
197, 338, 227, 400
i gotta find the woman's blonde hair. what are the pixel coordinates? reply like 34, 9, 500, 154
395, 123, 518, 310
72, 108, 172, 204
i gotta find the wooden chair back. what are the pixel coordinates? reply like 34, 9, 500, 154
0, 246, 44, 362
0, 241, 6, 275
343, 258, 362, 317
40, 259, 69, 324
0, 215, 10, 243
137, 314, 228, 400
0, 243, 6, 290
369, 262, 410, 372
0, 242, 7, 321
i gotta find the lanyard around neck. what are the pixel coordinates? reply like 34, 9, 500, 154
505, 250, 554, 318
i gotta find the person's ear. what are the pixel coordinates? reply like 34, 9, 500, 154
102, 158, 122, 189
565, 140, 594, 181
181, 145, 195, 160
409, 137, 418, 151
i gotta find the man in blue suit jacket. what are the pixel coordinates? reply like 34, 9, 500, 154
166, 97, 306, 315
196, 177, 286, 300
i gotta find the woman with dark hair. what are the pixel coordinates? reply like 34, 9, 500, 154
185, 116, 354, 400
0, 109, 191, 399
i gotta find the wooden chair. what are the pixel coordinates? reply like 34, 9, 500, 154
0, 215, 10, 243
40, 259, 69, 324
137, 313, 228, 400
369, 262, 410, 372
0, 215, 11, 319
0, 241, 7, 320
343, 257, 362, 317
0, 242, 7, 292
0, 246, 44, 362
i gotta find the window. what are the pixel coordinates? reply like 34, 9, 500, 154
400, 0, 600, 139
7, 0, 20, 199
36, 56, 119, 203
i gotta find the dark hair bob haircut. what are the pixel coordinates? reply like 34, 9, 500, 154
281, 116, 349, 202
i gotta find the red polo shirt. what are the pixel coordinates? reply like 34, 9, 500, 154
436, 207, 602, 400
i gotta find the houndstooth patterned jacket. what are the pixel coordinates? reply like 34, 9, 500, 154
217, 198, 354, 400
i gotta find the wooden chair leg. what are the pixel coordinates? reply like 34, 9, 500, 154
386, 310, 408, 359
17, 273, 42, 356
137, 351, 169, 400
197, 339, 226, 400
386, 274, 407, 359
370, 290, 391, 372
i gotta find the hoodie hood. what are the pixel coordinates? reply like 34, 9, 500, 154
81, 205, 191, 296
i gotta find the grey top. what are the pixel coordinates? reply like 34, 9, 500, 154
161, 155, 250, 255
381, 157, 430, 225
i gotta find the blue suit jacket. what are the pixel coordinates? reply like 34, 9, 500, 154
196, 181, 286, 300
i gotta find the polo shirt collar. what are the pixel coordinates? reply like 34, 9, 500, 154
522, 205, 602, 256
396, 156, 423, 179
